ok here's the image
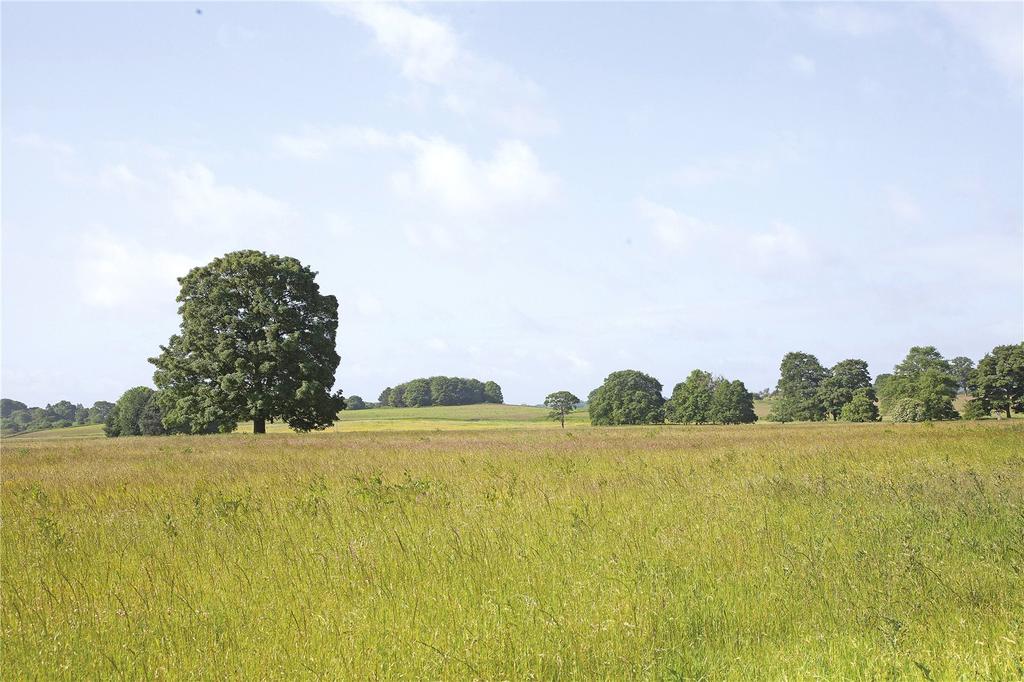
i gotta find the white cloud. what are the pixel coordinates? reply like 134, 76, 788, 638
278, 126, 557, 216
167, 163, 291, 233
335, 3, 458, 85
790, 53, 817, 77
636, 198, 712, 249
885, 186, 924, 223
938, 3, 1023, 86
77, 230, 196, 308
329, 3, 556, 135
748, 222, 810, 265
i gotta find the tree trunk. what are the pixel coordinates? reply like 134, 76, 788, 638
254, 417, 266, 434
1006, 406, 1012, 419
560, 414, 565, 428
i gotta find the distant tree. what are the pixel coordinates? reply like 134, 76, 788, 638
665, 370, 716, 424
428, 376, 457, 405
709, 379, 757, 424
46, 400, 81, 423
768, 352, 828, 422
390, 384, 407, 407
378, 387, 393, 407
960, 398, 990, 420
347, 395, 367, 410
404, 379, 433, 407
88, 401, 115, 424
105, 387, 157, 437
878, 346, 959, 420
544, 391, 580, 428
465, 379, 486, 404
949, 356, 975, 395
890, 398, 927, 423
840, 388, 879, 422
874, 373, 893, 396
483, 381, 504, 404
589, 370, 665, 425
1, 399, 27, 418
150, 251, 345, 434
969, 343, 1024, 419
817, 359, 873, 420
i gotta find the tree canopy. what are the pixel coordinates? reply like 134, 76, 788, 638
768, 352, 828, 422
817, 359, 873, 421
150, 251, 345, 434
1, 398, 113, 436
877, 346, 959, 421
588, 370, 665, 425
968, 343, 1024, 419
665, 370, 716, 424
544, 391, 580, 428
377, 377, 503, 407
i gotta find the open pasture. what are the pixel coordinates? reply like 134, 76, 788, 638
2, 420, 1022, 679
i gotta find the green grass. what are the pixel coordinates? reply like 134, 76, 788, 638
2, 420, 1022, 678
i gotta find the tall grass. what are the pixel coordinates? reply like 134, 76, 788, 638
2, 421, 1022, 678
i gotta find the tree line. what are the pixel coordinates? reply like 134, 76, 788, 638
1, 398, 114, 436
377, 377, 503, 408
556, 342, 1022, 427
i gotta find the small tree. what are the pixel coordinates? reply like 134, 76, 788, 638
961, 398, 989, 420
544, 391, 580, 428
589, 370, 665, 425
347, 395, 367, 410
840, 388, 879, 422
105, 387, 157, 437
878, 346, 959, 420
378, 387, 393, 407
817, 359, 872, 420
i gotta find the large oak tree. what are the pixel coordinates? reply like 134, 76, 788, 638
150, 251, 345, 434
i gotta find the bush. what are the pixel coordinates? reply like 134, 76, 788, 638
840, 388, 879, 422
347, 395, 366, 410
890, 398, 927, 423
960, 399, 990, 420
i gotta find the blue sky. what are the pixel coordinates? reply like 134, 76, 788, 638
3, 2, 1022, 406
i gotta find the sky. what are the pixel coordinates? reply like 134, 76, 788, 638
2, 1, 1022, 407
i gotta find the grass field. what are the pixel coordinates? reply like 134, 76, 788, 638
2, 418, 1022, 678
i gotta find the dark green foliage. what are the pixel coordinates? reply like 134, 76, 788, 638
381, 377, 501, 408
665, 370, 716, 424
347, 396, 367, 410
1, 399, 27, 418
105, 387, 157, 437
709, 379, 757, 424
483, 381, 504, 404
840, 388, 879, 422
878, 346, 959, 420
768, 352, 828, 422
88, 401, 115, 424
588, 370, 665, 425
1, 397, 114, 435
149, 251, 345, 434
817, 359, 872, 421
544, 391, 580, 427
968, 343, 1024, 419
404, 379, 433, 407
949, 356, 975, 395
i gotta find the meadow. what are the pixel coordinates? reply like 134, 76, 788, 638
2, 415, 1022, 679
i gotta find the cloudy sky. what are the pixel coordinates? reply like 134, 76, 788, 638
3, 2, 1022, 407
